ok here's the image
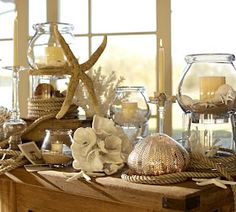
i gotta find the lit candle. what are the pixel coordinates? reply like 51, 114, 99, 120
51, 140, 63, 153
44, 46, 64, 66
122, 102, 138, 120
158, 39, 165, 93
13, 12, 18, 66
200, 76, 225, 100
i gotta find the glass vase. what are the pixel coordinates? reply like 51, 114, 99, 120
177, 53, 236, 154
27, 22, 74, 69
109, 86, 150, 145
41, 129, 73, 166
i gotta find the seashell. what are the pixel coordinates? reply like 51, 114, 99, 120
180, 95, 195, 106
34, 83, 55, 98
215, 84, 235, 96
0, 106, 11, 124
92, 115, 117, 137
71, 115, 132, 175
72, 127, 97, 157
128, 133, 189, 176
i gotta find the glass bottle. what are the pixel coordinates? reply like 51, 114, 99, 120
41, 129, 73, 166
177, 53, 236, 154
109, 86, 151, 145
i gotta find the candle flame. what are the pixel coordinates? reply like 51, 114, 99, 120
160, 39, 163, 48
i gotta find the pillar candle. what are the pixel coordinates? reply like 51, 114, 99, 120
44, 46, 64, 65
158, 39, 165, 93
13, 12, 18, 66
200, 76, 225, 100
122, 102, 138, 120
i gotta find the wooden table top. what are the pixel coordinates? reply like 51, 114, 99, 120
1, 167, 234, 211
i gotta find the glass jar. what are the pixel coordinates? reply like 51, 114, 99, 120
177, 53, 236, 154
27, 22, 74, 69
27, 22, 78, 119
41, 129, 73, 166
109, 86, 151, 145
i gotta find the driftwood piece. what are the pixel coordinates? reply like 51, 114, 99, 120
22, 117, 92, 142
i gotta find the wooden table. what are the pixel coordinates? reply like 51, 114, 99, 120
0, 167, 234, 212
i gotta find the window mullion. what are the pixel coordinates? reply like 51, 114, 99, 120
15, 0, 29, 118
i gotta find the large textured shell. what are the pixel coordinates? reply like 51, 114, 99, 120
128, 133, 189, 176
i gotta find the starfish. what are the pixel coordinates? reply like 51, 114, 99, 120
53, 26, 107, 119
192, 177, 236, 189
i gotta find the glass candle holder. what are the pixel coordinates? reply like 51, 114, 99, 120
177, 53, 236, 154
27, 23, 78, 119
41, 129, 73, 166
27, 22, 74, 69
109, 86, 150, 145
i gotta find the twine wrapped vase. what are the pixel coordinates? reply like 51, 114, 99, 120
127, 133, 190, 176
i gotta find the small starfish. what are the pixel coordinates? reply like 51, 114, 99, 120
64, 170, 105, 182
192, 177, 236, 189
53, 26, 107, 119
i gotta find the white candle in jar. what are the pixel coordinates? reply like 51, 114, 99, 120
122, 102, 138, 120
200, 76, 225, 100
51, 140, 63, 153
44, 46, 64, 65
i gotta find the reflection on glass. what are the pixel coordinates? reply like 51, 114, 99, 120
92, 0, 156, 33
59, 0, 88, 34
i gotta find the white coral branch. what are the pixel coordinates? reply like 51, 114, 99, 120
73, 67, 125, 117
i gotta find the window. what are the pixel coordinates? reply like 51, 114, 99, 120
58, 0, 171, 133
0, 0, 171, 133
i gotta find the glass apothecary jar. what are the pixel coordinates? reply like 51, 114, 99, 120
27, 22, 78, 119
177, 53, 236, 153
41, 129, 73, 166
27, 22, 74, 69
109, 86, 151, 144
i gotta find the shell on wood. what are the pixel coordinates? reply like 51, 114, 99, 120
127, 133, 189, 176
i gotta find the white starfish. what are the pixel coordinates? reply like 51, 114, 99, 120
192, 177, 236, 189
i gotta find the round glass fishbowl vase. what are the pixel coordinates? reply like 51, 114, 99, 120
27, 22, 74, 69
109, 86, 151, 145
41, 129, 73, 166
177, 53, 236, 153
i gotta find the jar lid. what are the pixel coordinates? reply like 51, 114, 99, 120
185, 53, 235, 64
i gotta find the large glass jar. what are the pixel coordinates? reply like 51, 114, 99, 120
41, 129, 73, 166
27, 22, 78, 119
109, 86, 151, 145
27, 22, 74, 69
177, 54, 236, 153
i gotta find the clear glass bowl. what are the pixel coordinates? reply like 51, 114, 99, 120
109, 86, 151, 144
177, 53, 236, 153
27, 22, 74, 69
41, 129, 73, 166
177, 53, 236, 115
